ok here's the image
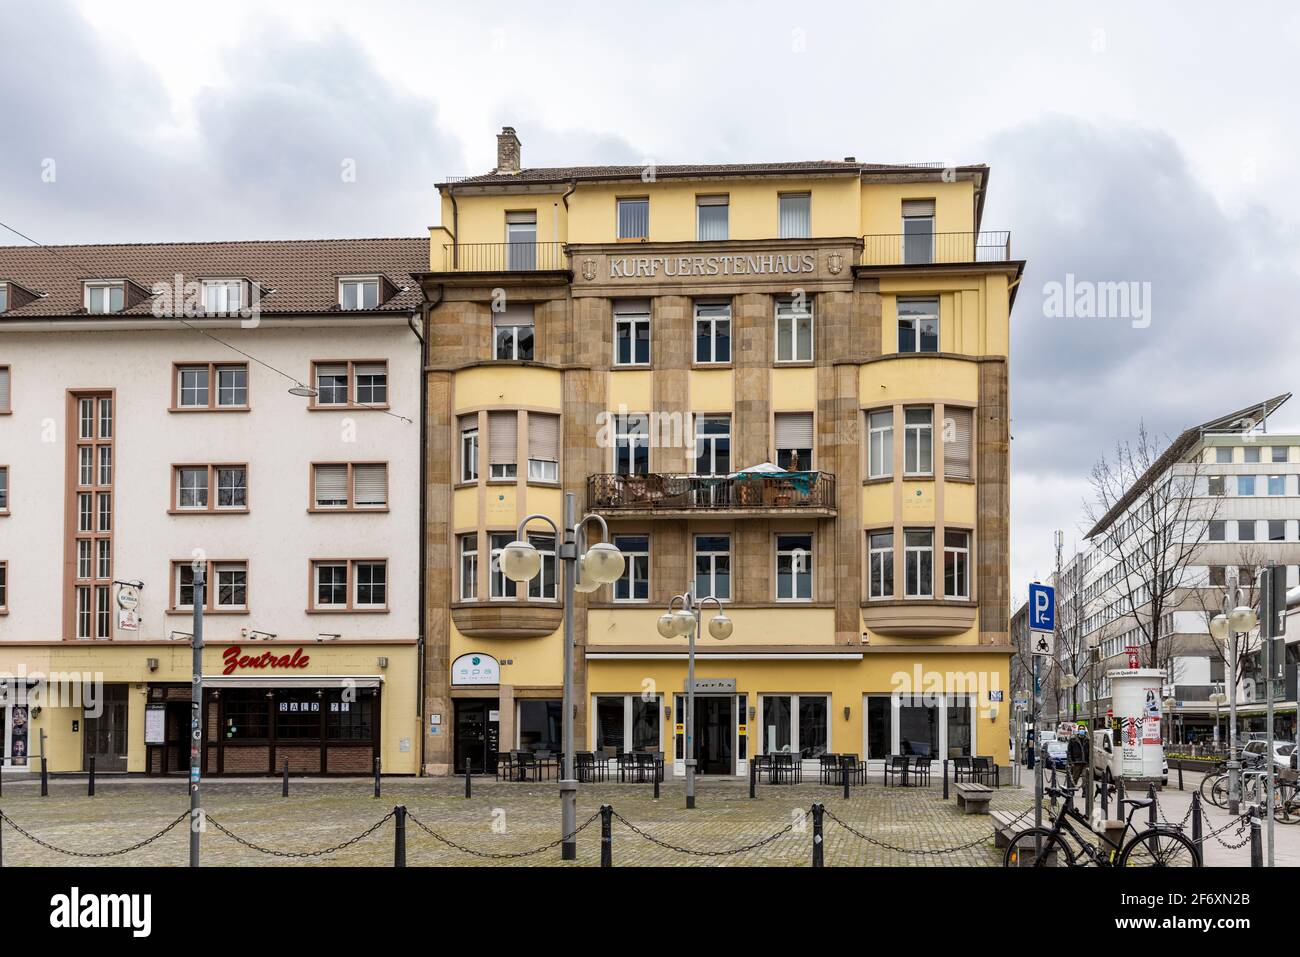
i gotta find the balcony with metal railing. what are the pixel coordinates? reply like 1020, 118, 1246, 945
587, 471, 837, 518
440, 242, 568, 273
860, 230, 1012, 266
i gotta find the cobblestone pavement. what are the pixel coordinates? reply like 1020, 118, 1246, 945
0, 771, 1266, 867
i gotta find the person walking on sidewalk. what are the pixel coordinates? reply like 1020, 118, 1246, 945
1067, 726, 1090, 785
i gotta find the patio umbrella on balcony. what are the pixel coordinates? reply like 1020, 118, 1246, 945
727, 461, 786, 479
729, 461, 819, 496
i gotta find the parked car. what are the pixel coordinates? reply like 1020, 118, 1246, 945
1242, 739, 1295, 771
1043, 739, 1069, 770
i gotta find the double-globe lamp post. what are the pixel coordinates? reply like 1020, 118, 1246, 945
657, 592, 733, 809
1208, 576, 1257, 816
499, 492, 624, 860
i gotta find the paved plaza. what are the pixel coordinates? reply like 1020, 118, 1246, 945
0, 770, 1282, 867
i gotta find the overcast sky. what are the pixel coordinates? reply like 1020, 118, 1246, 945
3, 0, 1298, 601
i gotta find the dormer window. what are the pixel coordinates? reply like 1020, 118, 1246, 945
0, 282, 9, 313
202, 279, 245, 315
84, 281, 125, 315
339, 277, 381, 310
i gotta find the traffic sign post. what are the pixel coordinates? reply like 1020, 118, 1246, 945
1028, 582, 1055, 848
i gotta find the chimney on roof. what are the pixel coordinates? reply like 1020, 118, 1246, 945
843, 156, 856, 162
496, 126, 521, 174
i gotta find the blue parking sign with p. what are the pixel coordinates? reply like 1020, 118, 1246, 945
1029, 583, 1055, 633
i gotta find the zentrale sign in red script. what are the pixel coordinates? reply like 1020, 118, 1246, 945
221, 645, 311, 676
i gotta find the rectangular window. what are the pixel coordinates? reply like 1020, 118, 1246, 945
0, 366, 10, 413
76, 586, 91, 638
1215, 447, 1233, 464
946, 694, 973, 757
776, 533, 813, 601
0, 284, 7, 313
694, 414, 731, 476
1207, 519, 1226, 542
613, 535, 649, 601
779, 192, 811, 239
0, 562, 6, 612
526, 535, 556, 601
617, 198, 649, 240
868, 409, 893, 479
459, 535, 478, 601
696, 194, 729, 241
901, 199, 935, 264
1272, 446, 1289, 463
353, 464, 387, 508
1238, 475, 1256, 496
354, 561, 387, 607
0, 465, 8, 513
943, 530, 970, 599
312, 360, 388, 409
775, 297, 813, 362
760, 694, 828, 758
505, 211, 538, 270
1238, 520, 1257, 542
1268, 520, 1286, 542
175, 363, 248, 410
460, 417, 479, 483
492, 304, 535, 361
314, 562, 348, 608
312, 463, 386, 509
868, 530, 894, 599
174, 560, 247, 612
904, 407, 933, 476
866, 696, 893, 760
177, 366, 210, 408
943, 407, 973, 480
201, 280, 243, 315
176, 467, 209, 509
313, 465, 348, 508
527, 413, 560, 483
84, 282, 125, 314
489, 533, 514, 599
1207, 476, 1226, 497
898, 298, 939, 353
488, 411, 519, 479
1244, 446, 1261, 463
174, 465, 246, 511
355, 363, 387, 405
694, 534, 731, 601
214, 562, 248, 610
614, 413, 649, 476
215, 364, 247, 407
340, 278, 380, 310
1268, 475, 1286, 496
904, 529, 934, 598
1209, 566, 1226, 587
774, 412, 813, 471
614, 300, 651, 366
694, 301, 731, 364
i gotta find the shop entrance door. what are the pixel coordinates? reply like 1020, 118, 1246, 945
695, 696, 734, 775
84, 683, 129, 772
454, 699, 500, 774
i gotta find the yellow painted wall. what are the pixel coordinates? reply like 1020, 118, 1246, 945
607, 370, 653, 412
860, 180, 976, 236
945, 481, 977, 526
689, 369, 733, 412
589, 607, 837, 647
860, 357, 980, 403
454, 366, 562, 412
449, 623, 563, 688
441, 192, 570, 247
771, 366, 816, 410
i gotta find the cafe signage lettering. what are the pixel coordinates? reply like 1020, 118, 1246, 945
221, 645, 311, 676
607, 251, 816, 279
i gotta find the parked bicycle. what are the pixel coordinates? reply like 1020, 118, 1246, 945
1003, 777, 1201, 867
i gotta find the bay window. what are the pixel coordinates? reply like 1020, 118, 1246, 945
904, 529, 934, 598
904, 406, 933, 476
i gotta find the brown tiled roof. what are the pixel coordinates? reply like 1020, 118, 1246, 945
0, 238, 428, 318
441, 160, 979, 188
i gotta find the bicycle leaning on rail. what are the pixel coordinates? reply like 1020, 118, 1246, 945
1002, 777, 1202, 868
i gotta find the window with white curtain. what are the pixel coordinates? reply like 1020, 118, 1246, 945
617, 198, 649, 239
201, 279, 244, 315
775, 297, 813, 362
779, 192, 811, 238
696, 195, 729, 241
868, 409, 893, 479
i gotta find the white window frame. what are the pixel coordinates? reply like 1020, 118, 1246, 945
201, 279, 244, 315
868, 530, 894, 600
903, 406, 934, 477
459, 535, 478, 601
897, 298, 939, 354
489, 533, 514, 600
314, 562, 349, 608
694, 301, 732, 364
868, 409, 893, 479
943, 530, 970, 600
176, 466, 209, 510
693, 534, 732, 601
613, 302, 652, 366
775, 297, 814, 363
693, 414, 731, 477
778, 192, 811, 239
614, 413, 650, 476
695, 195, 729, 241
904, 529, 934, 599
460, 424, 479, 483
527, 458, 558, 483
759, 693, 830, 757
494, 315, 535, 361
526, 534, 557, 602
84, 281, 125, 315
214, 562, 248, 610
612, 534, 649, 602
339, 276, 381, 310
616, 197, 650, 240
775, 533, 813, 602
354, 561, 387, 608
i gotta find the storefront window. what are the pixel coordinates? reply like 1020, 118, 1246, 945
595, 696, 625, 752
276, 692, 322, 739
898, 696, 939, 756
222, 690, 270, 739
327, 693, 375, 741
866, 696, 892, 759
798, 696, 828, 758
518, 699, 561, 751
946, 694, 972, 757
631, 696, 660, 751
762, 696, 792, 753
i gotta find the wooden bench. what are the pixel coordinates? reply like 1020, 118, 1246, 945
992, 809, 1061, 866
955, 782, 994, 814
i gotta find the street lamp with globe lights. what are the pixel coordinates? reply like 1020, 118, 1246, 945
499, 493, 623, 860
1208, 568, 1259, 815
659, 591, 733, 808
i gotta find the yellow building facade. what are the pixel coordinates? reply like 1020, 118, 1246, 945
417, 128, 1023, 776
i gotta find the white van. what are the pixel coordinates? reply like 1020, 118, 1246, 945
1092, 729, 1168, 786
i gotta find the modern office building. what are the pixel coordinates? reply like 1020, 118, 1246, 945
416, 127, 1023, 775
0, 239, 426, 775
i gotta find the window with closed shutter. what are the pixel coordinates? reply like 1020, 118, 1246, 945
354, 464, 387, 507
901, 199, 936, 217
774, 412, 814, 470
314, 465, 348, 507
0, 366, 10, 412
488, 411, 519, 469
528, 413, 559, 461
943, 407, 973, 480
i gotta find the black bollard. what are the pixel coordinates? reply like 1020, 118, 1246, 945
653, 762, 660, 800
1191, 791, 1203, 857
1178, 762, 1184, 791
749, 758, 756, 799
40, 756, 48, 797
1250, 806, 1263, 868
88, 756, 95, 797
1117, 779, 1126, 819
394, 805, 406, 867
373, 756, 381, 798
811, 803, 825, 868
1147, 784, 1160, 853
282, 759, 289, 798
843, 762, 850, 801
600, 804, 613, 868
1101, 776, 1110, 819
942, 759, 949, 800
465, 762, 472, 799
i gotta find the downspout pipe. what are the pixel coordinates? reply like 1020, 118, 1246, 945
449, 191, 460, 269
408, 286, 438, 773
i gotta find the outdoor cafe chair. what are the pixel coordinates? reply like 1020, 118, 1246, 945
617, 751, 636, 783
819, 753, 840, 784
883, 754, 908, 786
951, 755, 972, 783
910, 756, 933, 786
972, 755, 998, 786
495, 752, 514, 781
838, 754, 866, 785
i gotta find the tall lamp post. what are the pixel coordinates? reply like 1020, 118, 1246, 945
499, 492, 623, 861
657, 591, 733, 809
1208, 569, 1257, 816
